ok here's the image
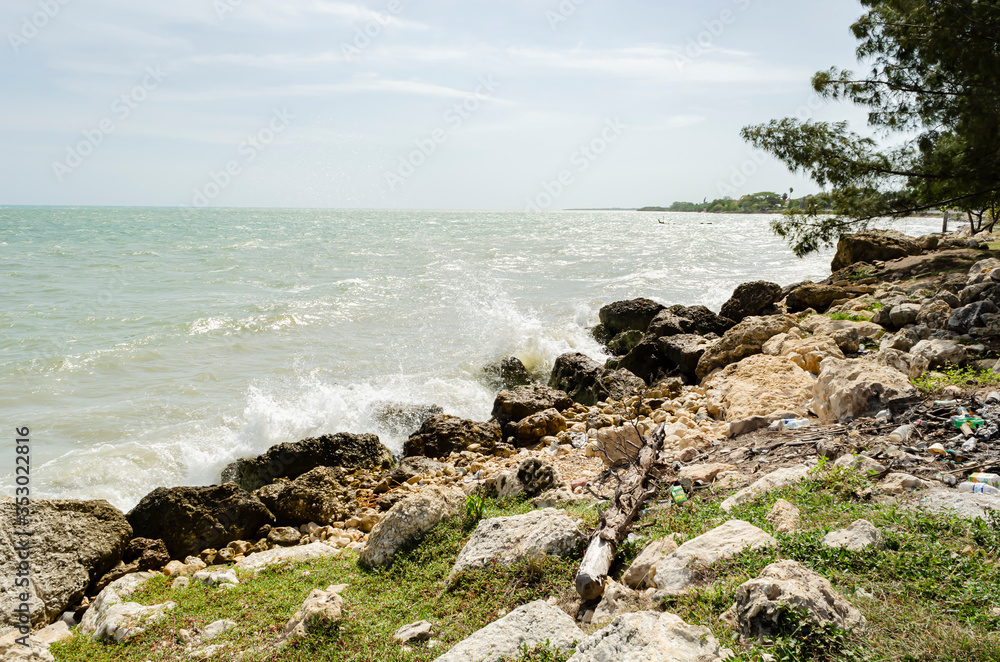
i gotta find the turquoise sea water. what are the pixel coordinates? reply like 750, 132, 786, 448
0, 207, 944, 510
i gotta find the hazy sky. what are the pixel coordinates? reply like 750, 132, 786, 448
1, 0, 869, 209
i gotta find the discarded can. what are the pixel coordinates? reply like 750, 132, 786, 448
969, 472, 1000, 488
958, 482, 1000, 496
670, 485, 688, 504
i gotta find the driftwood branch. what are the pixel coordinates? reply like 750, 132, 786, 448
575, 422, 666, 600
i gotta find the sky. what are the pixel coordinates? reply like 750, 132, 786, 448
0, 0, 871, 209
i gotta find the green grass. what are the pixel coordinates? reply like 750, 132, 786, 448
51, 468, 1000, 662
912, 365, 1000, 394
824, 312, 872, 322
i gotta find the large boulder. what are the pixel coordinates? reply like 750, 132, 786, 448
785, 283, 852, 313
598, 298, 665, 336
696, 315, 797, 380
510, 408, 568, 446
126, 483, 273, 560
830, 230, 922, 271
549, 353, 644, 406
492, 385, 573, 431
434, 600, 583, 662
730, 560, 866, 639
703, 355, 814, 422
670, 305, 734, 336
720, 281, 783, 323
913, 488, 1000, 521
78, 573, 173, 643
482, 357, 532, 390
618, 339, 670, 384
651, 520, 776, 593
764, 331, 844, 374
948, 300, 999, 334
622, 538, 679, 589
872, 348, 929, 380
657, 334, 718, 381
721, 465, 813, 512
568, 611, 730, 662
909, 339, 966, 369
0, 499, 132, 633
221, 432, 393, 492
256, 466, 357, 526
360, 486, 464, 567
450, 509, 582, 575
812, 357, 919, 423
403, 415, 502, 458
799, 316, 885, 354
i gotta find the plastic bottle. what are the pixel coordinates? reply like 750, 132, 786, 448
887, 425, 914, 443
969, 472, 1000, 488
961, 438, 977, 453
934, 400, 958, 407
779, 418, 811, 430
958, 482, 1000, 496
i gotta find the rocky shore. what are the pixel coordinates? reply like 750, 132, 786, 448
4, 228, 1000, 661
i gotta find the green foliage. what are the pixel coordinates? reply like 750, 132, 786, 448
464, 493, 486, 528
730, 605, 868, 662
742, 0, 1000, 256
824, 312, 869, 322
912, 365, 1000, 394
642, 192, 793, 214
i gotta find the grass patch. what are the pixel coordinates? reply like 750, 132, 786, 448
824, 312, 871, 322
912, 365, 1000, 394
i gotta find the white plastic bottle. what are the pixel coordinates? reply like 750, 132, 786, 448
958, 482, 1000, 496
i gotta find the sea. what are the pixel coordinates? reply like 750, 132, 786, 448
0, 207, 945, 512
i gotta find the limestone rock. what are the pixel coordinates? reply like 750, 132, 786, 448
766, 499, 800, 534
404, 415, 502, 458
221, 432, 393, 492
769, 335, 845, 375
703, 355, 814, 421
78, 573, 172, 643
492, 386, 573, 432
679, 463, 737, 484
607, 330, 645, 356
873, 348, 930, 380
721, 465, 812, 512
651, 520, 776, 593
395, 620, 434, 643
0, 499, 132, 632
667, 304, 735, 336
235, 542, 340, 573
813, 357, 918, 423
276, 584, 346, 648
696, 315, 796, 380
799, 317, 885, 354
831, 230, 922, 271
257, 466, 356, 527
821, 520, 881, 551
360, 487, 465, 567
881, 473, 930, 494
657, 334, 719, 381
591, 580, 645, 625
910, 339, 967, 369
720, 281, 783, 323
916, 300, 952, 330
122, 538, 170, 572
127, 483, 272, 560
913, 488, 1000, 521
511, 408, 568, 446
785, 283, 852, 313
622, 537, 678, 589
568, 610, 730, 662
0, 621, 73, 662
599, 298, 665, 335
192, 568, 239, 587
451, 509, 582, 575
731, 560, 866, 639
483, 459, 562, 499
434, 600, 582, 662
833, 454, 887, 477
592, 424, 645, 465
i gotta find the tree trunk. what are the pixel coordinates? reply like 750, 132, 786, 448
574, 424, 665, 600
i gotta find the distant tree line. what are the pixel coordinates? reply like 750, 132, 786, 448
638, 191, 834, 214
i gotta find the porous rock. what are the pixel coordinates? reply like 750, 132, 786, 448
696, 315, 796, 380
766, 499, 800, 534
909, 338, 966, 369
720, 281, 783, 323
275, 584, 347, 648
821, 519, 881, 551
257, 466, 356, 527
599, 298, 665, 335
492, 386, 573, 432
721, 465, 812, 512
434, 600, 582, 662
235, 542, 340, 573
78, 573, 172, 643
651, 520, 776, 593
703, 354, 814, 422
221, 432, 393, 492
0, 498, 132, 632
451, 509, 582, 575
404, 415, 502, 458
830, 230, 922, 271
360, 487, 465, 567
621, 537, 679, 589
813, 357, 918, 423
568, 611, 730, 662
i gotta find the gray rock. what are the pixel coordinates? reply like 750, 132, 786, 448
394, 620, 434, 643
889, 303, 921, 328
591, 580, 643, 625
451, 509, 583, 575
730, 560, 866, 639
492, 386, 573, 432
0, 499, 131, 633
872, 348, 929, 380
235, 542, 339, 574
434, 600, 582, 662
821, 520, 881, 551
78, 573, 172, 643
651, 520, 776, 593
221, 432, 393, 492
916, 300, 952, 329
658, 334, 718, 381
910, 339, 966, 369
258, 468, 356, 528
192, 569, 238, 587
622, 537, 678, 589
948, 300, 999, 333
813, 357, 918, 423
766, 499, 800, 534
599, 298, 665, 336
567, 611, 730, 662
275, 584, 346, 648
721, 465, 812, 512
833, 454, 886, 477
720, 281, 783, 323
880, 473, 931, 494
913, 488, 1000, 521
880, 328, 921, 353
361, 487, 465, 567
550, 352, 643, 407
